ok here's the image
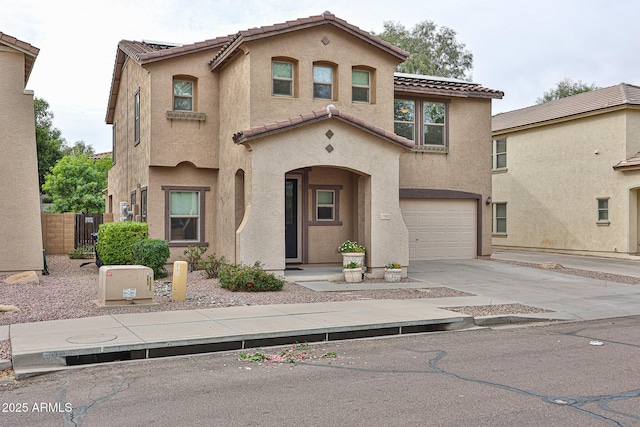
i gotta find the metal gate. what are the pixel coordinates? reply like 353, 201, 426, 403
75, 214, 103, 249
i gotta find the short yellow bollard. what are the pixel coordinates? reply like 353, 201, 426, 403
171, 261, 188, 302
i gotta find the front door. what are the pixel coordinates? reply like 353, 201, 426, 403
285, 176, 302, 262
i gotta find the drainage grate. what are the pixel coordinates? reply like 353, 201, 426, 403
64, 321, 457, 367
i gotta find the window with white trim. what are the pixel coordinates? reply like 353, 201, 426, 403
173, 80, 194, 111
352, 69, 370, 103
316, 190, 335, 221
272, 61, 293, 96
597, 198, 609, 223
309, 185, 342, 226
492, 138, 507, 170
313, 64, 334, 100
493, 203, 507, 234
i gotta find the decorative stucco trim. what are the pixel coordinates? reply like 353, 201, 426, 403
166, 111, 207, 121
399, 188, 483, 257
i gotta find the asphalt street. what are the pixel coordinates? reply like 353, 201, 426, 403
2, 316, 639, 426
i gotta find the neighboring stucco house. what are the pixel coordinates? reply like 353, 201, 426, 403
0, 31, 43, 274
491, 83, 640, 257
105, 12, 503, 277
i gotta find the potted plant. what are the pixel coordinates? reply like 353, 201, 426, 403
384, 262, 402, 283
343, 261, 363, 283
338, 240, 365, 268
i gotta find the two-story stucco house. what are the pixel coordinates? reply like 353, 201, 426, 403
105, 12, 503, 277
0, 32, 43, 274
491, 83, 640, 257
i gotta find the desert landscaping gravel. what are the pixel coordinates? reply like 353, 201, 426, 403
4, 254, 633, 362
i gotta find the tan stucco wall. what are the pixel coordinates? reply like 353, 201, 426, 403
237, 119, 409, 275
148, 164, 218, 262
492, 109, 640, 255
245, 25, 399, 129
399, 97, 494, 256
107, 57, 151, 216
0, 45, 43, 273
146, 51, 220, 168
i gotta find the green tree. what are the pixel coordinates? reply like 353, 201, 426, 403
61, 140, 94, 157
42, 154, 109, 213
375, 20, 473, 80
34, 97, 66, 189
536, 78, 599, 104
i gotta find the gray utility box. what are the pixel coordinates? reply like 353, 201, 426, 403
96, 265, 155, 306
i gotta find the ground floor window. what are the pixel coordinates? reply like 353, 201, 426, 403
493, 202, 507, 234
597, 197, 610, 225
309, 184, 342, 226
161, 185, 210, 245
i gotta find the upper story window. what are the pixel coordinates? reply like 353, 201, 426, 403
394, 98, 448, 149
272, 61, 293, 97
313, 64, 334, 100
492, 138, 507, 170
173, 79, 194, 111
352, 69, 370, 103
134, 89, 140, 146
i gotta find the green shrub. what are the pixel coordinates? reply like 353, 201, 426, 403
218, 262, 284, 292
133, 238, 170, 277
96, 222, 148, 265
181, 245, 207, 271
202, 253, 227, 279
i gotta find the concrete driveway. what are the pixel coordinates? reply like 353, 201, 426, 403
407, 252, 640, 321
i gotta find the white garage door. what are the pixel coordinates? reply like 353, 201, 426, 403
400, 199, 477, 260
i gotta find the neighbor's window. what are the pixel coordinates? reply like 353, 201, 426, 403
134, 89, 140, 145
493, 203, 507, 234
313, 65, 333, 100
493, 138, 507, 170
272, 61, 293, 96
140, 188, 147, 223
112, 123, 116, 165
162, 185, 210, 245
352, 69, 370, 103
597, 198, 609, 222
173, 80, 193, 111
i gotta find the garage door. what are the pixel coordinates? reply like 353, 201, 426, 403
400, 199, 476, 260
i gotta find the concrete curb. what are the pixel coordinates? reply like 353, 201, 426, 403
474, 315, 562, 326
0, 359, 12, 371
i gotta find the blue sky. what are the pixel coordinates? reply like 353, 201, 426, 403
2, 0, 638, 153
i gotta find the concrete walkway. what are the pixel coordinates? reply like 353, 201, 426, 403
5, 250, 640, 378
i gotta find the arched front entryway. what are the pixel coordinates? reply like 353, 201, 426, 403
285, 166, 368, 265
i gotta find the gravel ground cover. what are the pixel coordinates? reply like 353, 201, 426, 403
5, 254, 629, 362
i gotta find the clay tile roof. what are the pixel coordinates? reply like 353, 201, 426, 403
613, 151, 640, 171
232, 107, 415, 150
0, 31, 39, 86
492, 83, 640, 133
394, 73, 504, 100
210, 11, 409, 70
119, 37, 231, 65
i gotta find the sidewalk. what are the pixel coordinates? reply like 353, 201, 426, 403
6, 251, 640, 378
